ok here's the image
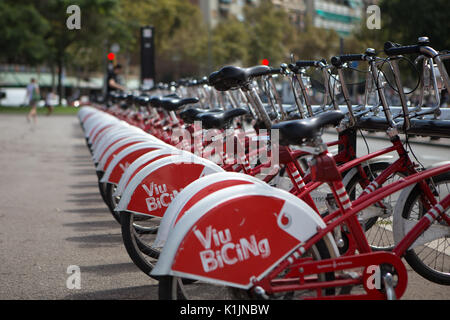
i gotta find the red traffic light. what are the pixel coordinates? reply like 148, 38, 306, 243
107, 53, 115, 61
261, 59, 269, 66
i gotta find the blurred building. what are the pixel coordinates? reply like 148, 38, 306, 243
272, 0, 307, 29
192, 0, 372, 36
305, 0, 364, 37
190, 0, 259, 28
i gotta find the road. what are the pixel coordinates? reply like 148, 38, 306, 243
0, 113, 448, 299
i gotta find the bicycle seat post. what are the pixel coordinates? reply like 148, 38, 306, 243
287, 66, 307, 119
388, 57, 411, 130
336, 67, 357, 127
245, 83, 273, 129
368, 56, 398, 131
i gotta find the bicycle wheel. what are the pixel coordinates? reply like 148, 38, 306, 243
346, 162, 404, 251
399, 172, 450, 285
120, 212, 160, 278
105, 183, 121, 224
159, 238, 335, 300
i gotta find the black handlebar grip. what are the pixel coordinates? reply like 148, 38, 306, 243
384, 41, 421, 56
331, 54, 367, 67
288, 63, 299, 73
268, 67, 282, 75
295, 60, 318, 68
251, 67, 281, 77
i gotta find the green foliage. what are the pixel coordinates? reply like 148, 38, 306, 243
1, 0, 449, 83
0, 1, 50, 65
290, 17, 340, 61
212, 18, 249, 68
243, 0, 294, 66
380, 0, 450, 51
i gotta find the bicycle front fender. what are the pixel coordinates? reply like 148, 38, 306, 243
100, 142, 168, 185
153, 172, 271, 249
114, 147, 180, 197
115, 155, 224, 218
151, 184, 338, 289
92, 126, 148, 163
96, 136, 154, 172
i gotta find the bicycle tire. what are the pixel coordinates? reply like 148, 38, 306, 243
159, 238, 335, 300
346, 161, 405, 251
105, 183, 122, 224
399, 172, 450, 285
120, 212, 160, 278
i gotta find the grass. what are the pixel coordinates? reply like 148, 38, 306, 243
0, 106, 80, 115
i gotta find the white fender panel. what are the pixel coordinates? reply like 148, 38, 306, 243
114, 146, 180, 197
100, 142, 170, 184
152, 184, 338, 289
92, 126, 147, 162
96, 136, 155, 172
153, 172, 272, 248
115, 154, 224, 217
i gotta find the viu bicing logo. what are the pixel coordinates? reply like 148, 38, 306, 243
66, 265, 81, 289
366, 5, 381, 30
66, 5, 81, 30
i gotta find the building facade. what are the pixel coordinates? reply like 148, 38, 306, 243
192, 0, 369, 36
306, 0, 364, 37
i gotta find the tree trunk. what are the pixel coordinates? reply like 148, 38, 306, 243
57, 56, 63, 106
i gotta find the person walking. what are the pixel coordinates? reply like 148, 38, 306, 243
45, 90, 56, 116
26, 78, 40, 123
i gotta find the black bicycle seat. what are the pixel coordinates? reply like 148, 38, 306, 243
180, 108, 223, 124
272, 110, 345, 145
196, 108, 248, 129
159, 97, 199, 112
208, 65, 271, 91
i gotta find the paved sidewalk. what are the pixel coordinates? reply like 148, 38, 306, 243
0, 114, 448, 299
0, 114, 157, 299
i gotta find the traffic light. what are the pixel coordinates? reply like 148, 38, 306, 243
107, 52, 115, 62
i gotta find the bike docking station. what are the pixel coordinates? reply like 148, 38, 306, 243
76, 35, 450, 303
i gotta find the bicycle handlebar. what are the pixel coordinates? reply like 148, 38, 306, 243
253, 67, 282, 77
384, 41, 422, 56
331, 54, 367, 67
288, 60, 327, 73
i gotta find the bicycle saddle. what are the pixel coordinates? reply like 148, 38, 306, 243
208, 65, 271, 91
272, 110, 345, 145
134, 95, 150, 106
149, 96, 163, 108
159, 97, 199, 112
180, 108, 223, 124
196, 108, 248, 129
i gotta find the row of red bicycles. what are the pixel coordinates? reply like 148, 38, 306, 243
78, 37, 450, 299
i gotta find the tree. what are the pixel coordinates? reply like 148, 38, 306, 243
111, 0, 208, 81
243, 0, 295, 66
289, 18, 340, 62
211, 18, 249, 68
380, 0, 450, 51
35, 0, 118, 103
0, 1, 50, 65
